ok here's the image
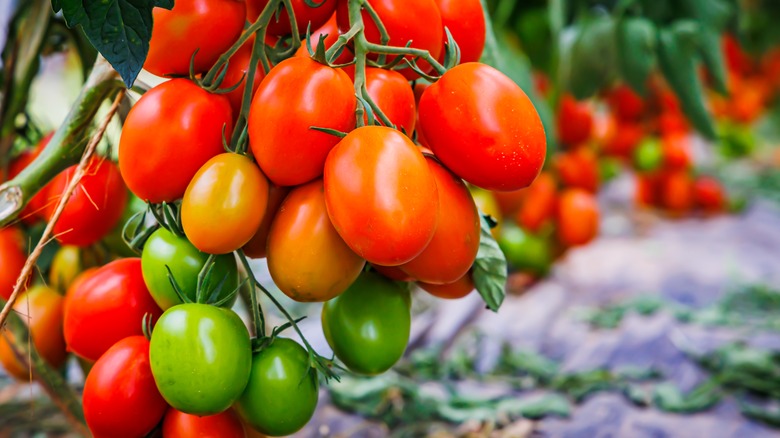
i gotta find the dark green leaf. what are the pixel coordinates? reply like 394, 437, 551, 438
59, 0, 174, 87
472, 215, 507, 312
567, 15, 617, 99
52, 0, 62, 12
653, 380, 721, 413
615, 17, 656, 96
495, 393, 571, 419
740, 400, 780, 427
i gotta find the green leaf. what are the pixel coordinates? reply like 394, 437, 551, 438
52, 0, 62, 12
653, 380, 721, 413
472, 215, 507, 312
615, 17, 656, 96
59, 0, 174, 87
496, 393, 571, 419
740, 400, 780, 427
567, 15, 617, 99
698, 28, 729, 95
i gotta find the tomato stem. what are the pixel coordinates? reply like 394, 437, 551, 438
237, 250, 266, 339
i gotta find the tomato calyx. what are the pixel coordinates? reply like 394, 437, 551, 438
165, 254, 241, 307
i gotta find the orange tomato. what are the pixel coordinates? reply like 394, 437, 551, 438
516, 172, 557, 233
554, 147, 599, 192
661, 134, 692, 170
242, 185, 290, 259
659, 170, 694, 214
556, 188, 599, 247
418, 273, 474, 299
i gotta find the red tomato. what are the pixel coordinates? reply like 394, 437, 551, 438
659, 170, 694, 214
9, 133, 53, 223
163, 408, 246, 438
434, 0, 485, 64
220, 37, 266, 117
492, 189, 527, 217
556, 188, 599, 247
83, 336, 168, 438
324, 126, 438, 266
400, 158, 479, 284
557, 94, 593, 147
608, 84, 645, 122
248, 0, 337, 37
554, 148, 599, 192
418, 272, 474, 299
516, 172, 557, 233
145, 0, 246, 76
602, 119, 644, 158
413, 82, 430, 147
248, 56, 355, 186
0, 286, 66, 381
337, 0, 443, 80
371, 264, 413, 282
693, 176, 726, 213
365, 67, 416, 135
63, 258, 162, 361
120, 79, 233, 203
242, 185, 290, 259
418, 63, 546, 191
43, 157, 127, 247
723, 33, 753, 76
0, 227, 27, 301
635, 173, 660, 208
662, 134, 692, 170
267, 179, 365, 302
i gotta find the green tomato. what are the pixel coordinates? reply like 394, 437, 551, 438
101, 193, 147, 257
497, 224, 552, 277
632, 138, 663, 172
322, 271, 411, 375
599, 157, 623, 183
141, 227, 238, 310
236, 338, 318, 436
150, 303, 251, 415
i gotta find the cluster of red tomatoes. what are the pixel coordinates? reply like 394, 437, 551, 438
1, 0, 549, 436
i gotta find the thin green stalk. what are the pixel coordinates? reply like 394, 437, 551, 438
364, 42, 447, 75
348, 0, 369, 127
229, 31, 268, 154
237, 251, 266, 339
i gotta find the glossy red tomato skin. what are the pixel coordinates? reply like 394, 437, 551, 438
9, 133, 53, 223
371, 264, 413, 282
418, 63, 546, 191
693, 176, 725, 213
295, 13, 355, 77
63, 258, 162, 362
324, 126, 439, 266
162, 408, 246, 438
515, 172, 557, 233
556, 188, 600, 247
0, 227, 27, 301
248, 0, 337, 36
554, 148, 599, 193
365, 67, 416, 134
434, 0, 486, 63
249, 56, 356, 186
400, 158, 479, 284
608, 84, 645, 122
43, 157, 127, 247
221, 38, 266, 117
556, 94, 593, 147
120, 79, 232, 203
337, 0, 443, 80
83, 336, 167, 438
418, 272, 474, 299
145, 0, 246, 76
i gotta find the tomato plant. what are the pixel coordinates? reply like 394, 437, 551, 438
248, 0, 337, 36
163, 408, 246, 438
236, 338, 319, 436
322, 271, 411, 375
0, 227, 27, 301
82, 336, 168, 438
434, 0, 486, 64
364, 67, 416, 134
150, 303, 251, 415
242, 185, 290, 259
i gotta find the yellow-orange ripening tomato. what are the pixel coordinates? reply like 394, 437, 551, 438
324, 126, 439, 266
400, 158, 480, 284
182, 154, 269, 254
145, 0, 246, 77
556, 188, 599, 247
418, 63, 546, 191
242, 185, 290, 259
248, 56, 356, 187
418, 272, 474, 300
0, 286, 67, 380
267, 180, 365, 302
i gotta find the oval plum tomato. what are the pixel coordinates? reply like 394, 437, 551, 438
516, 172, 557, 234
9, 133, 53, 223
556, 94, 593, 147
365, 67, 416, 134
602, 118, 644, 158
220, 37, 266, 116
662, 134, 692, 170
145, 0, 246, 76
43, 157, 127, 247
267, 180, 364, 302
324, 126, 438, 266
497, 224, 552, 277
249, 56, 355, 186
607, 84, 645, 122
659, 170, 694, 214
400, 158, 479, 284
372, 264, 413, 282
142, 228, 239, 310
337, 0, 443, 80
553, 148, 599, 192
322, 271, 411, 374
236, 338, 318, 436
120, 79, 233, 203
150, 304, 251, 415
243, 185, 290, 259
83, 336, 167, 438
693, 176, 725, 213
182, 153, 269, 254
434, 0, 485, 63
635, 173, 660, 208
418, 272, 474, 299
556, 188, 599, 247
163, 408, 246, 438
418, 63, 546, 191
0, 227, 27, 301
63, 258, 162, 361
0, 286, 66, 380
49, 245, 82, 293
249, 0, 337, 37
